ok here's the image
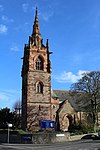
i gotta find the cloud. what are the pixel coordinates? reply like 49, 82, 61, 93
1, 15, 14, 23
0, 24, 7, 33
0, 5, 4, 11
2, 89, 20, 95
22, 4, 54, 21
0, 89, 20, 109
0, 92, 9, 102
53, 70, 88, 83
41, 11, 54, 21
10, 44, 20, 52
22, 3, 29, 13
14, 22, 30, 35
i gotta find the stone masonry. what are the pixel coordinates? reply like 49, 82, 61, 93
21, 8, 52, 132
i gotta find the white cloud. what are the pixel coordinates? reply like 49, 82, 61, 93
0, 5, 4, 11
41, 11, 54, 21
0, 89, 20, 109
0, 24, 7, 33
0, 92, 9, 102
22, 3, 29, 12
23, 4, 54, 21
2, 89, 20, 94
10, 45, 20, 52
53, 70, 88, 83
1, 15, 14, 22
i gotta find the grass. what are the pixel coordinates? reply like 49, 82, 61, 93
0, 129, 30, 134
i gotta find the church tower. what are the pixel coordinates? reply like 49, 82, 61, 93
21, 8, 52, 131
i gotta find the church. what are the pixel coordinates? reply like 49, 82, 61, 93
21, 8, 99, 132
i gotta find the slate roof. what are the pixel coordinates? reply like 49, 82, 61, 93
53, 90, 70, 102
51, 89, 58, 99
53, 90, 84, 112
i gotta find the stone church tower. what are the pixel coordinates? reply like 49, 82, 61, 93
21, 8, 52, 131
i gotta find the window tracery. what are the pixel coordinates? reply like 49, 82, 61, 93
35, 56, 43, 70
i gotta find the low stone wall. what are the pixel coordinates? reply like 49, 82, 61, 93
0, 132, 70, 144
0, 134, 21, 143
32, 132, 70, 144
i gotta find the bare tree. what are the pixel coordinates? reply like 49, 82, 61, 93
70, 71, 100, 125
13, 100, 21, 129
13, 100, 21, 115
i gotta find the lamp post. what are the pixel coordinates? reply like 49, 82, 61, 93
7, 123, 12, 144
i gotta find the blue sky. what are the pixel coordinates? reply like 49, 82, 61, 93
0, 0, 100, 109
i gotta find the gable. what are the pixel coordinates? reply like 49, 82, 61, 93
53, 90, 84, 112
59, 100, 75, 115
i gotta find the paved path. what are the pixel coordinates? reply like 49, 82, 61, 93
70, 133, 98, 141
1, 140, 100, 150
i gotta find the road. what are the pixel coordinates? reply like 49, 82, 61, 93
0, 140, 100, 150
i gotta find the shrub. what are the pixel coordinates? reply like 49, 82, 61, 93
68, 123, 94, 134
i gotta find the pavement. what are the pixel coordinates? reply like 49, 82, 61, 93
0, 132, 99, 146
70, 132, 98, 141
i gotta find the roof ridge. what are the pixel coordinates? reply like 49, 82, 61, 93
54, 90, 69, 92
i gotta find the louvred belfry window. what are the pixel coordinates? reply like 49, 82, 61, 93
35, 56, 43, 70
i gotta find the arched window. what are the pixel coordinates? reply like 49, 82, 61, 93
36, 82, 43, 94
35, 56, 43, 70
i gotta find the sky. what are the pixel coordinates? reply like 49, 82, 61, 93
0, 0, 100, 109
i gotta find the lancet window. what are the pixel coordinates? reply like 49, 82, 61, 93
36, 81, 43, 94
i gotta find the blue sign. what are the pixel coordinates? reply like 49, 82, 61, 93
40, 120, 56, 131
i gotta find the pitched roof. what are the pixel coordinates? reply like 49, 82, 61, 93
53, 90, 69, 102
53, 90, 84, 112
51, 89, 58, 99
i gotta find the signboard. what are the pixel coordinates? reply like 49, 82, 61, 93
40, 120, 56, 131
